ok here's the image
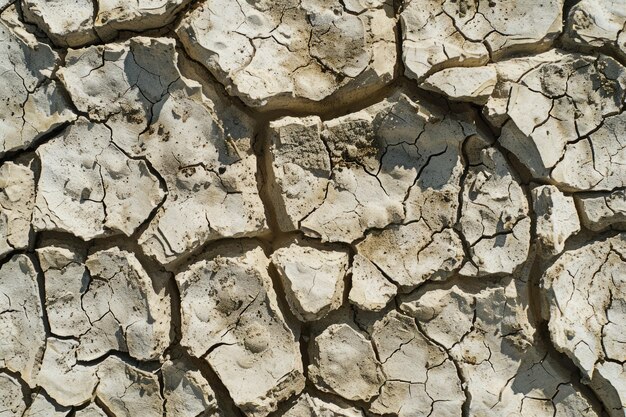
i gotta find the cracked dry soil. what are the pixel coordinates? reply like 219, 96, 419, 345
1, 0, 626, 416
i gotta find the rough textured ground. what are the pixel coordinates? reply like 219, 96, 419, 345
0, 0, 625, 416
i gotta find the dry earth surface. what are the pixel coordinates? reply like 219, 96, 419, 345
1, 0, 626, 416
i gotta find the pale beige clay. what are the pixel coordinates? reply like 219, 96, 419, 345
0, 1, 624, 416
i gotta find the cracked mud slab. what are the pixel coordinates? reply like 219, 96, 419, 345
400, 258, 601, 416
23, 392, 70, 417
0, 254, 45, 387
274, 390, 365, 416
0, 7, 76, 157
33, 118, 165, 239
369, 310, 465, 416
37, 245, 172, 362
563, 0, 626, 64
400, 0, 564, 80
176, 241, 305, 416
161, 357, 223, 417
0, 161, 34, 259
1, 0, 626, 416
542, 235, 626, 416
308, 323, 384, 402
21, 0, 190, 46
56, 36, 267, 264
95, 356, 164, 417
271, 239, 348, 321
177, 0, 397, 110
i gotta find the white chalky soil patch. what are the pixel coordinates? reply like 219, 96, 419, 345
0, 0, 624, 416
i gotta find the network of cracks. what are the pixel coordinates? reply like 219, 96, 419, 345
1, 0, 626, 416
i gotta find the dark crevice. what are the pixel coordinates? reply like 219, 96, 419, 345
29, 251, 52, 341
0, 121, 72, 167
170, 347, 245, 417
413, 317, 472, 417
93, 396, 117, 417
0, 367, 33, 410
526, 237, 610, 415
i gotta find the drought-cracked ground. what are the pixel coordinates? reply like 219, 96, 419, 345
1, 0, 626, 416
